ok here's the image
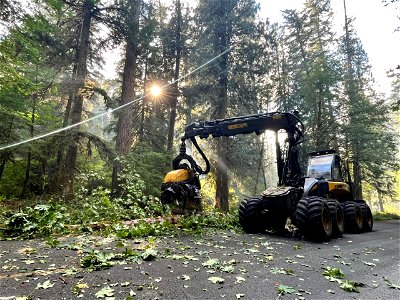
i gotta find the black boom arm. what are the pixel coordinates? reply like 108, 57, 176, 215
173, 111, 304, 186
183, 112, 303, 142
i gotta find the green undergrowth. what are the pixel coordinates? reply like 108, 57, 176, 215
0, 196, 240, 240
80, 248, 158, 271
373, 211, 400, 221
0, 168, 240, 239
112, 212, 240, 239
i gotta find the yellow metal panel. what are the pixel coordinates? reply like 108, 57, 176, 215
328, 181, 351, 193
163, 169, 192, 183
228, 123, 248, 130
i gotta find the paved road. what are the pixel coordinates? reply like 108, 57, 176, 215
0, 221, 399, 300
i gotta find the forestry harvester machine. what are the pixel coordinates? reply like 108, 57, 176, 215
161, 111, 373, 241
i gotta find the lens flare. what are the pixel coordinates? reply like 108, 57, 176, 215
150, 85, 162, 97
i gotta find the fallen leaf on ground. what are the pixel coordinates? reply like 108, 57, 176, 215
340, 280, 360, 293
278, 284, 295, 295
221, 265, 234, 273
95, 286, 114, 298
208, 276, 224, 284
36, 280, 55, 290
235, 276, 246, 284
202, 258, 219, 268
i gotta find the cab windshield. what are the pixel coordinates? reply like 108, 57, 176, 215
307, 155, 333, 179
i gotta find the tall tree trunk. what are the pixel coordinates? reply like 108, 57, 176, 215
139, 58, 148, 142
343, 0, 362, 199
377, 189, 384, 212
183, 53, 192, 125
22, 94, 37, 195
0, 157, 7, 181
327, 97, 338, 150
49, 91, 73, 193
352, 142, 363, 199
167, 0, 182, 151
112, 0, 141, 192
314, 91, 323, 149
64, 0, 93, 196
215, 137, 229, 212
215, 0, 230, 212
0, 119, 14, 182
253, 141, 265, 195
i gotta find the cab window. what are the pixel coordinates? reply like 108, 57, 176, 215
332, 155, 343, 181
307, 155, 333, 180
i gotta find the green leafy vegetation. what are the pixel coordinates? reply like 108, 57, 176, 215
340, 280, 360, 293
208, 276, 225, 284
277, 284, 295, 296
95, 286, 114, 298
81, 250, 114, 271
270, 267, 294, 275
36, 280, 55, 290
322, 266, 364, 293
373, 211, 400, 221
1, 204, 67, 238
178, 211, 239, 232
323, 266, 346, 281
0, 176, 240, 239
80, 247, 157, 272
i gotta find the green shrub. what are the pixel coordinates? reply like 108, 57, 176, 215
373, 211, 400, 221
179, 211, 240, 233
113, 221, 175, 239
2, 204, 67, 238
126, 144, 172, 196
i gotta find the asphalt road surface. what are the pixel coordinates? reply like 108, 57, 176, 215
0, 220, 399, 300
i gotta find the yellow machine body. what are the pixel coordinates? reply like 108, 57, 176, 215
308, 180, 351, 200
163, 169, 192, 183
328, 181, 351, 195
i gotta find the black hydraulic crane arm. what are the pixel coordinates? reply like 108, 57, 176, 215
183, 111, 304, 143
173, 111, 304, 186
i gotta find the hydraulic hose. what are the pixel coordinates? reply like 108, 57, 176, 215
190, 137, 211, 174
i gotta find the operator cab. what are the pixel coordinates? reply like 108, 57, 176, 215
307, 150, 344, 181
304, 149, 351, 200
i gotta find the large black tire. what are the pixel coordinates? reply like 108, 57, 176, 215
295, 198, 308, 234
327, 199, 345, 238
295, 196, 332, 242
343, 201, 363, 233
357, 201, 373, 232
239, 197, 267, 233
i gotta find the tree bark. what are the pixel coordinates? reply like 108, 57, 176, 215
49, 91, 73, 193
167, 0, 182, 152
0, 157, 7, 182
112, 0, 141, 192
352, 142, 363, 199
139, 58, 148, 142
64, 0, 93, 197
0, 119, 14, 182
22, 91, 37, 196
214, 0, 230, 212
377, 189, 384, 212
343, 0, 362, 200
253, 141, 265, 195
